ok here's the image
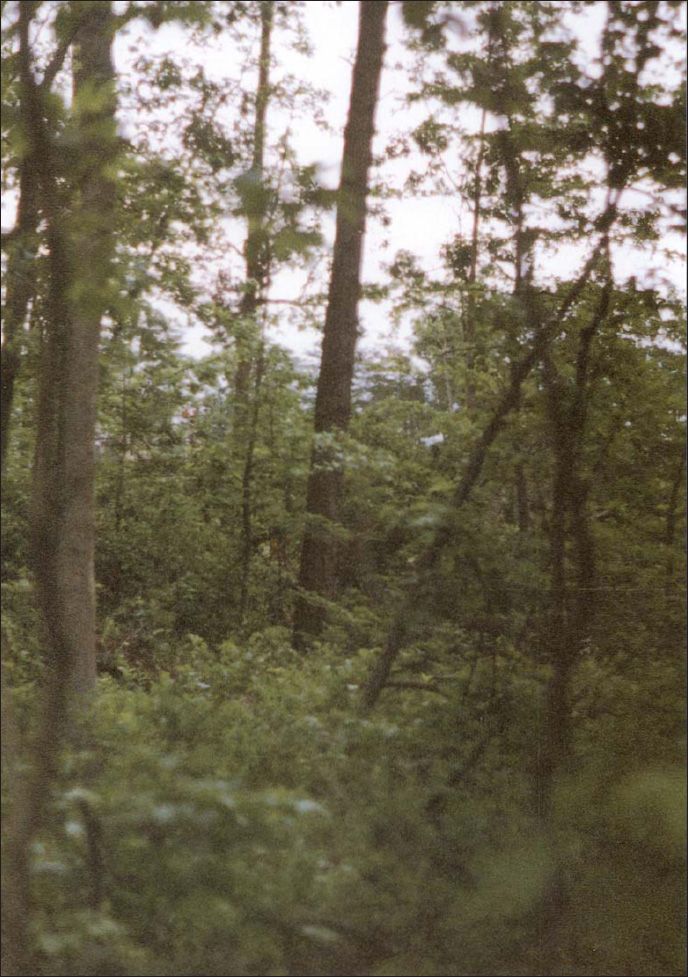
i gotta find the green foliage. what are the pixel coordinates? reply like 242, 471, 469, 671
1, 1, 685, 975
2, 640, 684, 976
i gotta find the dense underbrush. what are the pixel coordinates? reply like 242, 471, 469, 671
2, 632, 685, 977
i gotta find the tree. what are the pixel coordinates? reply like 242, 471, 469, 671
1, 2, 81, 474
233, 0, 273, 629
233, 0, 274, 406
362, 0, 685, 723
28, 0, 119, 696
293, 0, 389, 649
0, 142, 39, 474
0, 4, 685, 973
2, 3, 119, 970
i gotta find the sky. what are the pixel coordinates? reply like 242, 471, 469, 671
2, 1, 686, 363
114, 1, 465, 363
112, 0, 685, 364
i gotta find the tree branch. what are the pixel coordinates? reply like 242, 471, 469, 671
39, 18, 83, 91
361, 202, 620, 712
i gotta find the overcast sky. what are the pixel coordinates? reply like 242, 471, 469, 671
117, 0, 685, 364
3, 1, 685, 363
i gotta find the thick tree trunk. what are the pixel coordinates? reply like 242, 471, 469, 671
293, 0, 388, 649
2, 7, 118, 972
30, 0, 118, 695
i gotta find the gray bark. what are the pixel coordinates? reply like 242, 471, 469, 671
2, 7, 118, 971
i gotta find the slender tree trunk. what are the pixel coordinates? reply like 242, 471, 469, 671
489, 14, 539, 544
114, 367, 130, 534
463, 92, 489, 409
234, 0, 273, 405
0, 164, 39, 476
665, 453, 686, 582
361, 215, 617, 710
293, 0, 388, 649
239, 345, 266, 629
516, 461, 530, 533
537, 281, 611, 811
662, 452, 685, 656
1, 12, 79, 478
538, 401, 573, 810
232, 3, 273, 630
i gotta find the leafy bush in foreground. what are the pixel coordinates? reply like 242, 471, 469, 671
4, 635, 684, 977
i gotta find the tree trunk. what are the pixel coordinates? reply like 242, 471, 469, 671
30, 0, 118, 695
1, 11, 79, 477
2, 7, 118, 972
0, 164, 39, 476
462, 76, 490, 410
538, 409, 573, 810
293, 0, 388, 649
232, 3, 274, 632
234, 0, 273, 405
665, 453, 686, 582
239, 345, 266, 630
361, 215, 617, 710
537, 282, 611, 811
516, 461, 530, 533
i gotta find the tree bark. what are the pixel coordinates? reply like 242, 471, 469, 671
1, 11, 82, 477
2, 7, 119, 972
239, 345, 266, 629
0, 163, 39, 476
462, 105, 487, 410
537, 281, 611, 811
293, 0, 388, 649
30, 0, 118, 695
234, 0, 273, 405
516, 462, 530, 533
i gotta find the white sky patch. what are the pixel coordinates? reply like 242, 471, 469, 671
2, 1, 686, 362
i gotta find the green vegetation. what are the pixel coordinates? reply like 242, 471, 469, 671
1, 1, 685, 975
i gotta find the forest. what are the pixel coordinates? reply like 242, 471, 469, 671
1, 1, 686, 975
